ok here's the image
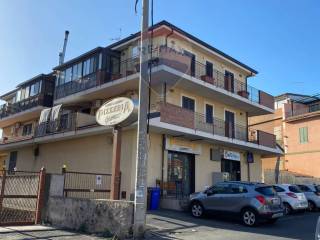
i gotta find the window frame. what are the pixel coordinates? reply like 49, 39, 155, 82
299, 127, 308, 144
181, 95, 196, 112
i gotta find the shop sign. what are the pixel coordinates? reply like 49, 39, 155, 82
96, 97, 138, 127
166, 137, 201, 154
223, 150, 240, 161
247, 152, 254, 163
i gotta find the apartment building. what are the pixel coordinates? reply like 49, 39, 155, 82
250, 93, 320, 178
0, 21, 280, 206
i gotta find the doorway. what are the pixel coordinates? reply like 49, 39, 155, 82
183, 50, 196, 77
225, 110, 235, 138
221, 159, 241, 181
225, 71, 234, 92
167, 151, 195, 197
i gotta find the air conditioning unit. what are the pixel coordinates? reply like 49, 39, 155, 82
93, 100, 103, 108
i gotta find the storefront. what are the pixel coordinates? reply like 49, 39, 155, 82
221, 150, 241, 181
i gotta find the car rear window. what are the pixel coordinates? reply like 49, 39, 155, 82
289, 185, 302, 193
255, 186, 276, 196
298, 185, 312, 192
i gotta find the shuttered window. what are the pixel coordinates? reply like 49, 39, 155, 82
299, 127, 308, 143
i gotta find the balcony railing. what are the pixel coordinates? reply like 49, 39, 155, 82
153, 102, 276, 149
54, 46, 274, 110
0, 95, 53, 120
35, 112, 97, 137
285, 102, 320, 118
54, 57, 140, 100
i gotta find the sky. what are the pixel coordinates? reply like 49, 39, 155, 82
0, 0, 319, 100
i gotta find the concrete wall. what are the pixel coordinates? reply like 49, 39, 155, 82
45, 197, 133, 239
285, 116, 320, 177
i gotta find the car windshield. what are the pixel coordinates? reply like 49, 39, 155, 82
255, 186, 276, 196
289, 185, 302, 193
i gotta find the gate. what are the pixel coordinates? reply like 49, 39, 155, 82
0, 168, 46, 226
62, 169, 120, 199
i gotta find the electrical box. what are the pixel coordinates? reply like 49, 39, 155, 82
212, 172, 230, 185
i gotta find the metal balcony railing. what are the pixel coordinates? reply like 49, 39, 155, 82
152, 102, 276, 149
0, 95, 52, 120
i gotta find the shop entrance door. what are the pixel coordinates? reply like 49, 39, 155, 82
167, 151, 195, 198
221, 159, 241, 181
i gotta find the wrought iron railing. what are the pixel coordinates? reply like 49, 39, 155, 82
0, 95, 52, 119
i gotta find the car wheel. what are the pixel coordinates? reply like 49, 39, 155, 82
242, 208, 258, 227
191, 202, 204, 218
308, 201, 316, 212
283, 203, 292, 215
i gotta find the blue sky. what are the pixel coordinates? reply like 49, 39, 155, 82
0, 0, 319, 99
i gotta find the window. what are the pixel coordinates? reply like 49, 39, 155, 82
273, 186, 285, 193
206, 61, 213, 78
65, 67, 72, 83
83, 57, 97, 76
22, 124, 32, 136
57, 71, 65, 86
230, 184, 248, 194
30, 81, 42, 97
15, 90, 22, 102
297, 185, 312, 192
72, 62, 82, 80
8, 151, 17, 173
132, 46, 139, 57
255, 186, 276, 196
24, 86, 30, 99
299, 127, 308, 144
182, 96, 195, 111
208, 183, 231, 194
205, 104, 213, 123
289, 185, 302, 193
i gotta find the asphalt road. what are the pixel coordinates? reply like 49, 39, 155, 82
146, 210, 320, 240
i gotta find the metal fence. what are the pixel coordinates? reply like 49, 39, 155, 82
0, 169, 45, 226
62, 169, 119, 200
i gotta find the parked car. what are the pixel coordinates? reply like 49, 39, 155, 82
189, 181, 284, 226
273, 184, 308, 214
297, 184, 320, 211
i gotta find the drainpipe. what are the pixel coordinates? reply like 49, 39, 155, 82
161, 134, 166, 195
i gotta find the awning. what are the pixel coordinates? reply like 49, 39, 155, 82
50, 104, 62, 121
39, 108, 51, 123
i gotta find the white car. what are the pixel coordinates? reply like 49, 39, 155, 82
273, 184, 308, 215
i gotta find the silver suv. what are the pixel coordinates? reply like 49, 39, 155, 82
189, 181, 284, 226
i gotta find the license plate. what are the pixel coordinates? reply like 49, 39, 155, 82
272, 212, 283, 218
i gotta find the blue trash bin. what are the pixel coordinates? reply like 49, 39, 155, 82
150, 187, 161, 210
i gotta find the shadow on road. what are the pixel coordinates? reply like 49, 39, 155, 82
147, 209, 319, 240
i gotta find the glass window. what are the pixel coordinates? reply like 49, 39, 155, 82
255, 186, 276, 196
65, 67, 72, 83
182, 96, 195, 112
83, 59, 90, 76
8, 151, 17, 173
289, 185, 302, 193
132, 46, 139, 57
72, 62, 82, 80
89, 57, 97, 73
299, 127, 308, 144
273, 186, 285, 192
15, 90, 22, 102
230, 184, 248, 194
30, 81, 41, 97
209, 184, 231, 194
24, 86, 30, 99
57, 71, 65, 86
206, 61, 213, 78
22, 124, 32, 136
297, 185, 312, 192
205, 104, 213, 124
98, 53, 102, 70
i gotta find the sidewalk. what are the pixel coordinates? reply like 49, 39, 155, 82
0, 225, 108, 240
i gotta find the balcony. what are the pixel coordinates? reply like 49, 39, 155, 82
35, 112, 98, 138
0, 95, 53, 128
54, 46, 273, 116
151, 102, 277, 151
285, 102, 320, 120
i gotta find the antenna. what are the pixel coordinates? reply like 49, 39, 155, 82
59, 30, 69, 65
109, 28, 122, 42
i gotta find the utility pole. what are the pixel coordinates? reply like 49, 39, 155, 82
134, 0, 149, 238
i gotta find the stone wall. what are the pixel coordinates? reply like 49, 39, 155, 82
45, 196, 134, 239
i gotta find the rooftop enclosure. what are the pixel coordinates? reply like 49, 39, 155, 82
0, 75, 55, 121
53, 46, 274, 111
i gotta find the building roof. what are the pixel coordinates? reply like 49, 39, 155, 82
107, 20, 258, 74
275, 92, 320, 104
